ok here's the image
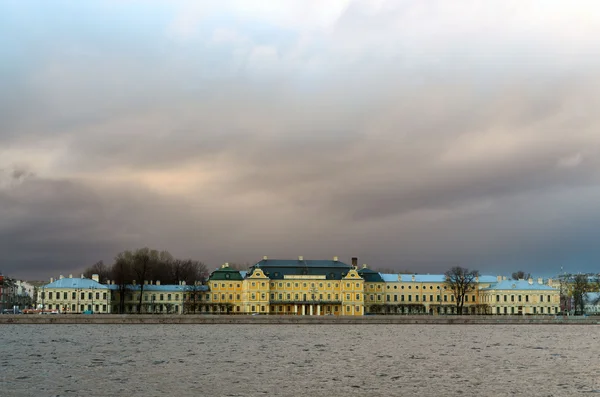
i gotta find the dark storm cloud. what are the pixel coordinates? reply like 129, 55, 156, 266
2, 0, 600, 279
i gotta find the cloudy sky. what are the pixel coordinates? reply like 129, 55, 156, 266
1, 0, 600, 280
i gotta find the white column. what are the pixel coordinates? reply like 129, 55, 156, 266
309, 305, 313, 315
294, 305, 298, 315
317, 305, 321, 316
302, 305, 306, 315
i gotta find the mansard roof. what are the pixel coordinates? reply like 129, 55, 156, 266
480, 279, 557, 291
42, 278, 108, 289
248, 258, 352, 280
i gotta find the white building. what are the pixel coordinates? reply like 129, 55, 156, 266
584, 292, 600, 314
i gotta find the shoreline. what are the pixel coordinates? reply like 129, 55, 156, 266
1, 314, 599, 325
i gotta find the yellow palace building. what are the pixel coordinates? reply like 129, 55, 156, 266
189, 256, 560, 315
196, 256, 366, 316
38, 256, 561, 316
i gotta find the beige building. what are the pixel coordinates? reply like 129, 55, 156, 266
479, 278, 560, 315
40, 274, 110, 313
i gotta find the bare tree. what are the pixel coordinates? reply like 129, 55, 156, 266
572, 274, 591, 315
83, 260, 111, 283
511, 271, 531, 280
132, 248, 164, 314
111, 253, 133, 314
444, 266, 479, 315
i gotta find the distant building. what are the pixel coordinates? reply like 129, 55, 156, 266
37, 257, 561, 316
584, 293, 600, 315
480, 278, 560, 315
1, 275, 35, 311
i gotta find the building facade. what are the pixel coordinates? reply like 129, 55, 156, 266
37, 257, 561, 316
1, 275, 35, 312
40, 274, 110, 313
479, 278, 561, 315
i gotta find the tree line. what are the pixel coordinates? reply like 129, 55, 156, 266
559, 273, 600, 314
83, 247, 209, 314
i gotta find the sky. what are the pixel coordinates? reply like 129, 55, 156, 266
1, 0, 600, 280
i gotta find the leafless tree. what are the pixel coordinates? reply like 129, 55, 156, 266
511, 271, 531, 280
444, 266, 479, 315
572, 274, 591, 315
111, 253, 133, 314
83, 261, 111, 283
132, 248, 157, 314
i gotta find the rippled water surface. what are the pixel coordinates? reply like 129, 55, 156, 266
1, 324, 599, 396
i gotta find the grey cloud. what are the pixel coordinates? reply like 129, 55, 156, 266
3, 1, 600, 279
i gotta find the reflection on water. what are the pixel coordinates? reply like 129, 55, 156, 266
1, 324, 599, 396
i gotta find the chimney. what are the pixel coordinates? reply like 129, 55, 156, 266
398, 275, 402, 281
223, 263, 229, 268
351, 257, 358, 267
69, 274, 73, 278
412, 275, 416, 282
59, 275, 64, 280
537, 278, 543, 285
362, 264, 367, 269
502, 276, 507, 281
156, 280, 161, 286
263, 256, 268, 260
548, 278, 553, 286
475, 276, 479, 283
298, 256, 303, 261
528, 278, 533, 285
497, 275, 502, 282
182, 281, 186, 286
92, 274, 99, 282
144, 280, 148, 285
333, 256, 338, 262
50, 277, 54, 283
81, 274, 85, 278
132, 280, 136, 285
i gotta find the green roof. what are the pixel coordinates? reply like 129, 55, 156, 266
209, 267, 244, 281
357, 267, 384, 282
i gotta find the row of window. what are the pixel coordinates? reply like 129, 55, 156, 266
494, 306, 557, 314
374, 284, 448, 291
43, 304, 106, 312
42, 291, 107, 300
372, 294, 476, 303
122, 294, 180, 302
114, 304, 180, 313
484, 294, 554, 303
245, 281, 363, 290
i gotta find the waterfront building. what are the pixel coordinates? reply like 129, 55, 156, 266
108, 281, 191, 314
479, 278, 560, 315
190, 257, 366, 315
373, 273, 499, 315
37, 256, 561, 316
40, 274, 110, 313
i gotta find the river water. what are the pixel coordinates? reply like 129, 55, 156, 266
0, 324, 598, 396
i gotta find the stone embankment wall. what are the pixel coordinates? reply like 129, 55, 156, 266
1, 315, 599, 325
